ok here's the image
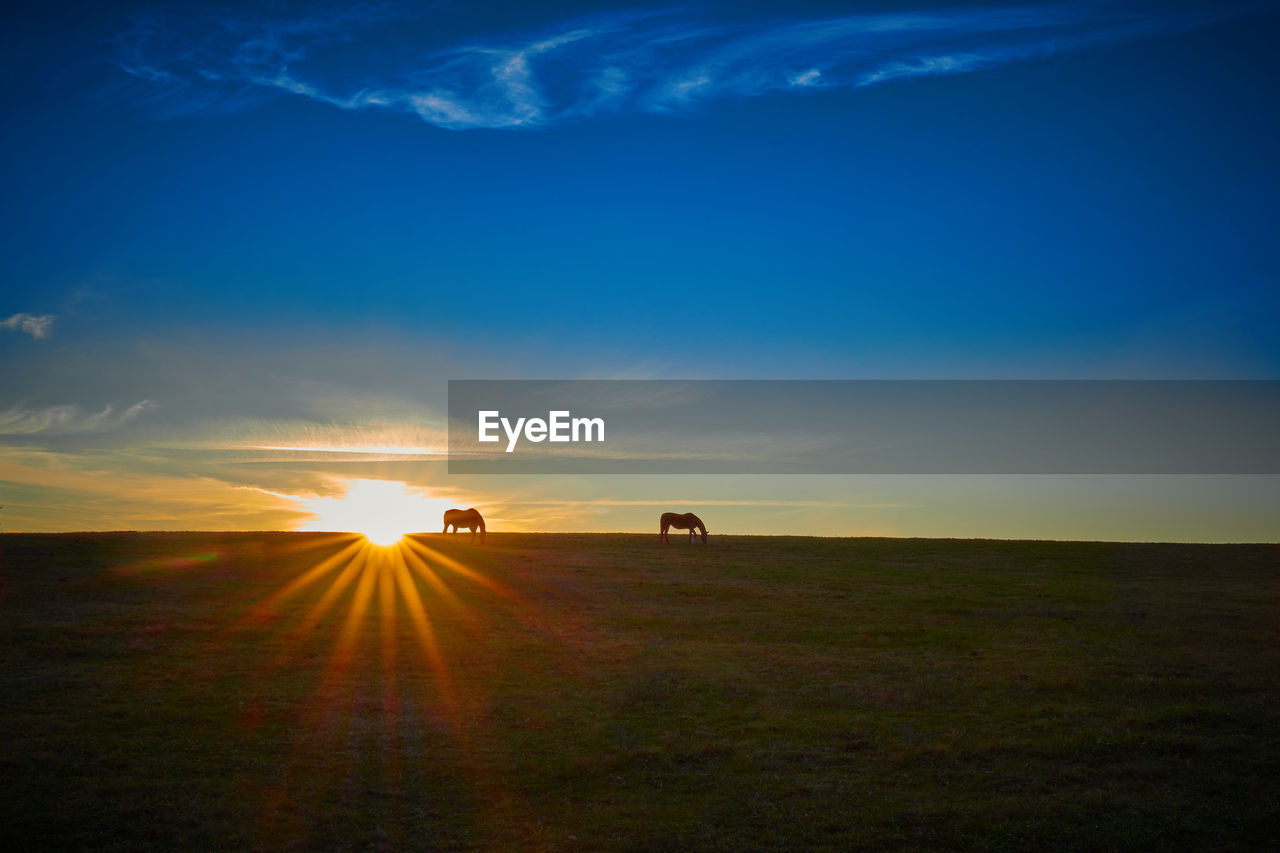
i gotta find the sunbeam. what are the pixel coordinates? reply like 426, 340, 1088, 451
172, 529, 608, 848
236, 531, 526, 735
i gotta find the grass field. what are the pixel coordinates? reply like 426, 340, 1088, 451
1, 532, 1277, 851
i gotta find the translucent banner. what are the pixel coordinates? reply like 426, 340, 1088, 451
447, 380, 1280, 474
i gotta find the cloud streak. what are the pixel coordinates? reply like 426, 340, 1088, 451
114, 1, 1263, 130
0, 401, 155, 436
1, 313, 55, 339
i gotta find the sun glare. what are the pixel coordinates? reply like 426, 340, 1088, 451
297, 479, 458, 546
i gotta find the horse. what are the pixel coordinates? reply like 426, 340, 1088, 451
443, 507, 486, 542
660, 512, 707, 544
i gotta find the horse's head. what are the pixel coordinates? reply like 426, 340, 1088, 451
700, 528, 708, 544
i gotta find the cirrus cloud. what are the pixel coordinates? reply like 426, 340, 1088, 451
0, 401, 155, 436
114, 1, 1268, 130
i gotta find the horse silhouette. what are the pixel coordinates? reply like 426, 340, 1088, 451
660, 512, 707, 544
443, 507, 486, 542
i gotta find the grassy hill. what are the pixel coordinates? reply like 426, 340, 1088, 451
1, 532, 1277, 850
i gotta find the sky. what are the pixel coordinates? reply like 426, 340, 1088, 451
2, 0, 1279, 540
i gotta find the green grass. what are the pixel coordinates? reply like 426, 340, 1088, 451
1, 532, 1277, 850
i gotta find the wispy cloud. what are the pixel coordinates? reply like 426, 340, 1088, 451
1, 313, 55, 339
189, 417, 448, 459
0, 401, 155, 435
113, 1, 1263, 130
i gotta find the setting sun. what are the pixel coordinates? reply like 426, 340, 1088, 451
295, 479, 458, 545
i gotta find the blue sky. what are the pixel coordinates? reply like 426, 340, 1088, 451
2, 0, 1278, 538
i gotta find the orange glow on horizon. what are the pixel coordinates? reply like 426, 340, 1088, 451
363, 530, 406, 547
293, 478, 459, 544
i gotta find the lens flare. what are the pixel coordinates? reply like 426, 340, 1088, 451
193, 528, 595, 844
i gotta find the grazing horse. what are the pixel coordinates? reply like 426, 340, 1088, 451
660, 512, 707, 544
443, 507, 486, 542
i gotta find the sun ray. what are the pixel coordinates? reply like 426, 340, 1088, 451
141, 522, 612, 853
273, 531, 363, 555
329, 545, 380, 674
400, 544, 479, 631
404, 536, 517, 600
379, 547, 398, 708
185, 516, 569, 838
389, 548, 457, 709
262, 543, 372, 669
247, 536, 365, 621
